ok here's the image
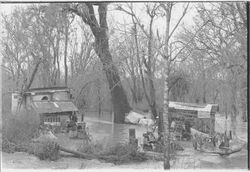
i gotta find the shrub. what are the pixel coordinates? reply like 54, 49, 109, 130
2, 111, 40, 153
99, 143, 147, 164
31, 140, 60, 161
77, 140, 104, 155
77, 140, 147, 165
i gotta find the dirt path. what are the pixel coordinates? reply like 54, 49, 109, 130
2, 151, 164, 169
2, 152, 114, 169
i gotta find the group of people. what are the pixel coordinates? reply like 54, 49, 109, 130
171, 119, 191, 141
212, 131, 232, 149
193, 130, 232, 151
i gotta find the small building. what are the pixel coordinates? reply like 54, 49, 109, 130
11, 87, 79, 127
168, 101, 219, 135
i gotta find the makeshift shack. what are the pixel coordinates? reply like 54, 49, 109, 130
168, 101, 219, 135
11, 87, 79, 128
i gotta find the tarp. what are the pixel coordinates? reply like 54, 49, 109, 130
125, 111, 155, 128
32, 101, 78, 114
138, 118, 154, 126
125, 111, 144, 124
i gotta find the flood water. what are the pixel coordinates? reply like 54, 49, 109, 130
81, 112, 148, 144
79, 111, 248, 169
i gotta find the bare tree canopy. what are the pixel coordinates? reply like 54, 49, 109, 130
1, 2, 247, 169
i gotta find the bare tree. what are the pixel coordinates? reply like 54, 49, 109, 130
62, 12, 75, 86
66, 3, 131, 123
118, 3, 160, 118
182, 2, 247, 133
159, 2, 189, 169
115, 28, 142, 104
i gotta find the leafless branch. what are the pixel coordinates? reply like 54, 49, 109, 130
168, 3, 189, 41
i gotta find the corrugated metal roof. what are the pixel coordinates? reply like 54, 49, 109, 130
32, 101, 78, 114
56, 102, 78, 112
169, 101, 218, 114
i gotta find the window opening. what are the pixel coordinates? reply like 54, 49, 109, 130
41, 96, 49, 101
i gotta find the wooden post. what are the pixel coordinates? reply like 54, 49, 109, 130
129, 128, 138, 147
158, 110, 163, 136
210, 113, 215, 135
81, 110, 84, 122
129, 128, 136, 141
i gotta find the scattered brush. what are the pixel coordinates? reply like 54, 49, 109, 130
77, 141, 104, 155
2, 111, 61, 161
2, 111, 40, 153
2, 137, 16, 153
77, 141, 147, 165
31, 140, 60, 161
99, 143, 147, 164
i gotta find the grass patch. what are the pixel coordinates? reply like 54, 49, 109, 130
77, 140, 147, 165
2, 110, 61, 161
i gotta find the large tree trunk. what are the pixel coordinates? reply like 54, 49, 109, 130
68, 3, 131, 123
162, 3, 172, 169
94, 36, 131, 123
162, 60, 171, 169
147, 16, 158, 119
230, 78, 237, 137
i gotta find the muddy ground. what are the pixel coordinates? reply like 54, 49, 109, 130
1, 114, 248, 169
2, 133, 247, 169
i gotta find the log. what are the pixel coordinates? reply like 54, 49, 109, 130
58, 145, 96, 160
198, 147, 242, 156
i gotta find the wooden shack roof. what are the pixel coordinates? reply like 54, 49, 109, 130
25, 87, 70, 94
31, 101, 78, 114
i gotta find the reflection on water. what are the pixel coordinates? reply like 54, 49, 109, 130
80, 111, 147, 144
215, 115, 247, 141
79, 111, 247, 169
198, 148, 248, 169
81, 112, 247, 143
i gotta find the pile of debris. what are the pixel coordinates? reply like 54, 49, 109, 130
125, 111, 154, 127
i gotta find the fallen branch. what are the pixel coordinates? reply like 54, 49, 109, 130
59, 145, 96, 160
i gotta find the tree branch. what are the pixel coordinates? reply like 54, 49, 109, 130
26, 52, 42, 90
98, 3, 108, 29
86, 3, 99, 28
168, 3, 189, 41
235, 2, 247, 27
